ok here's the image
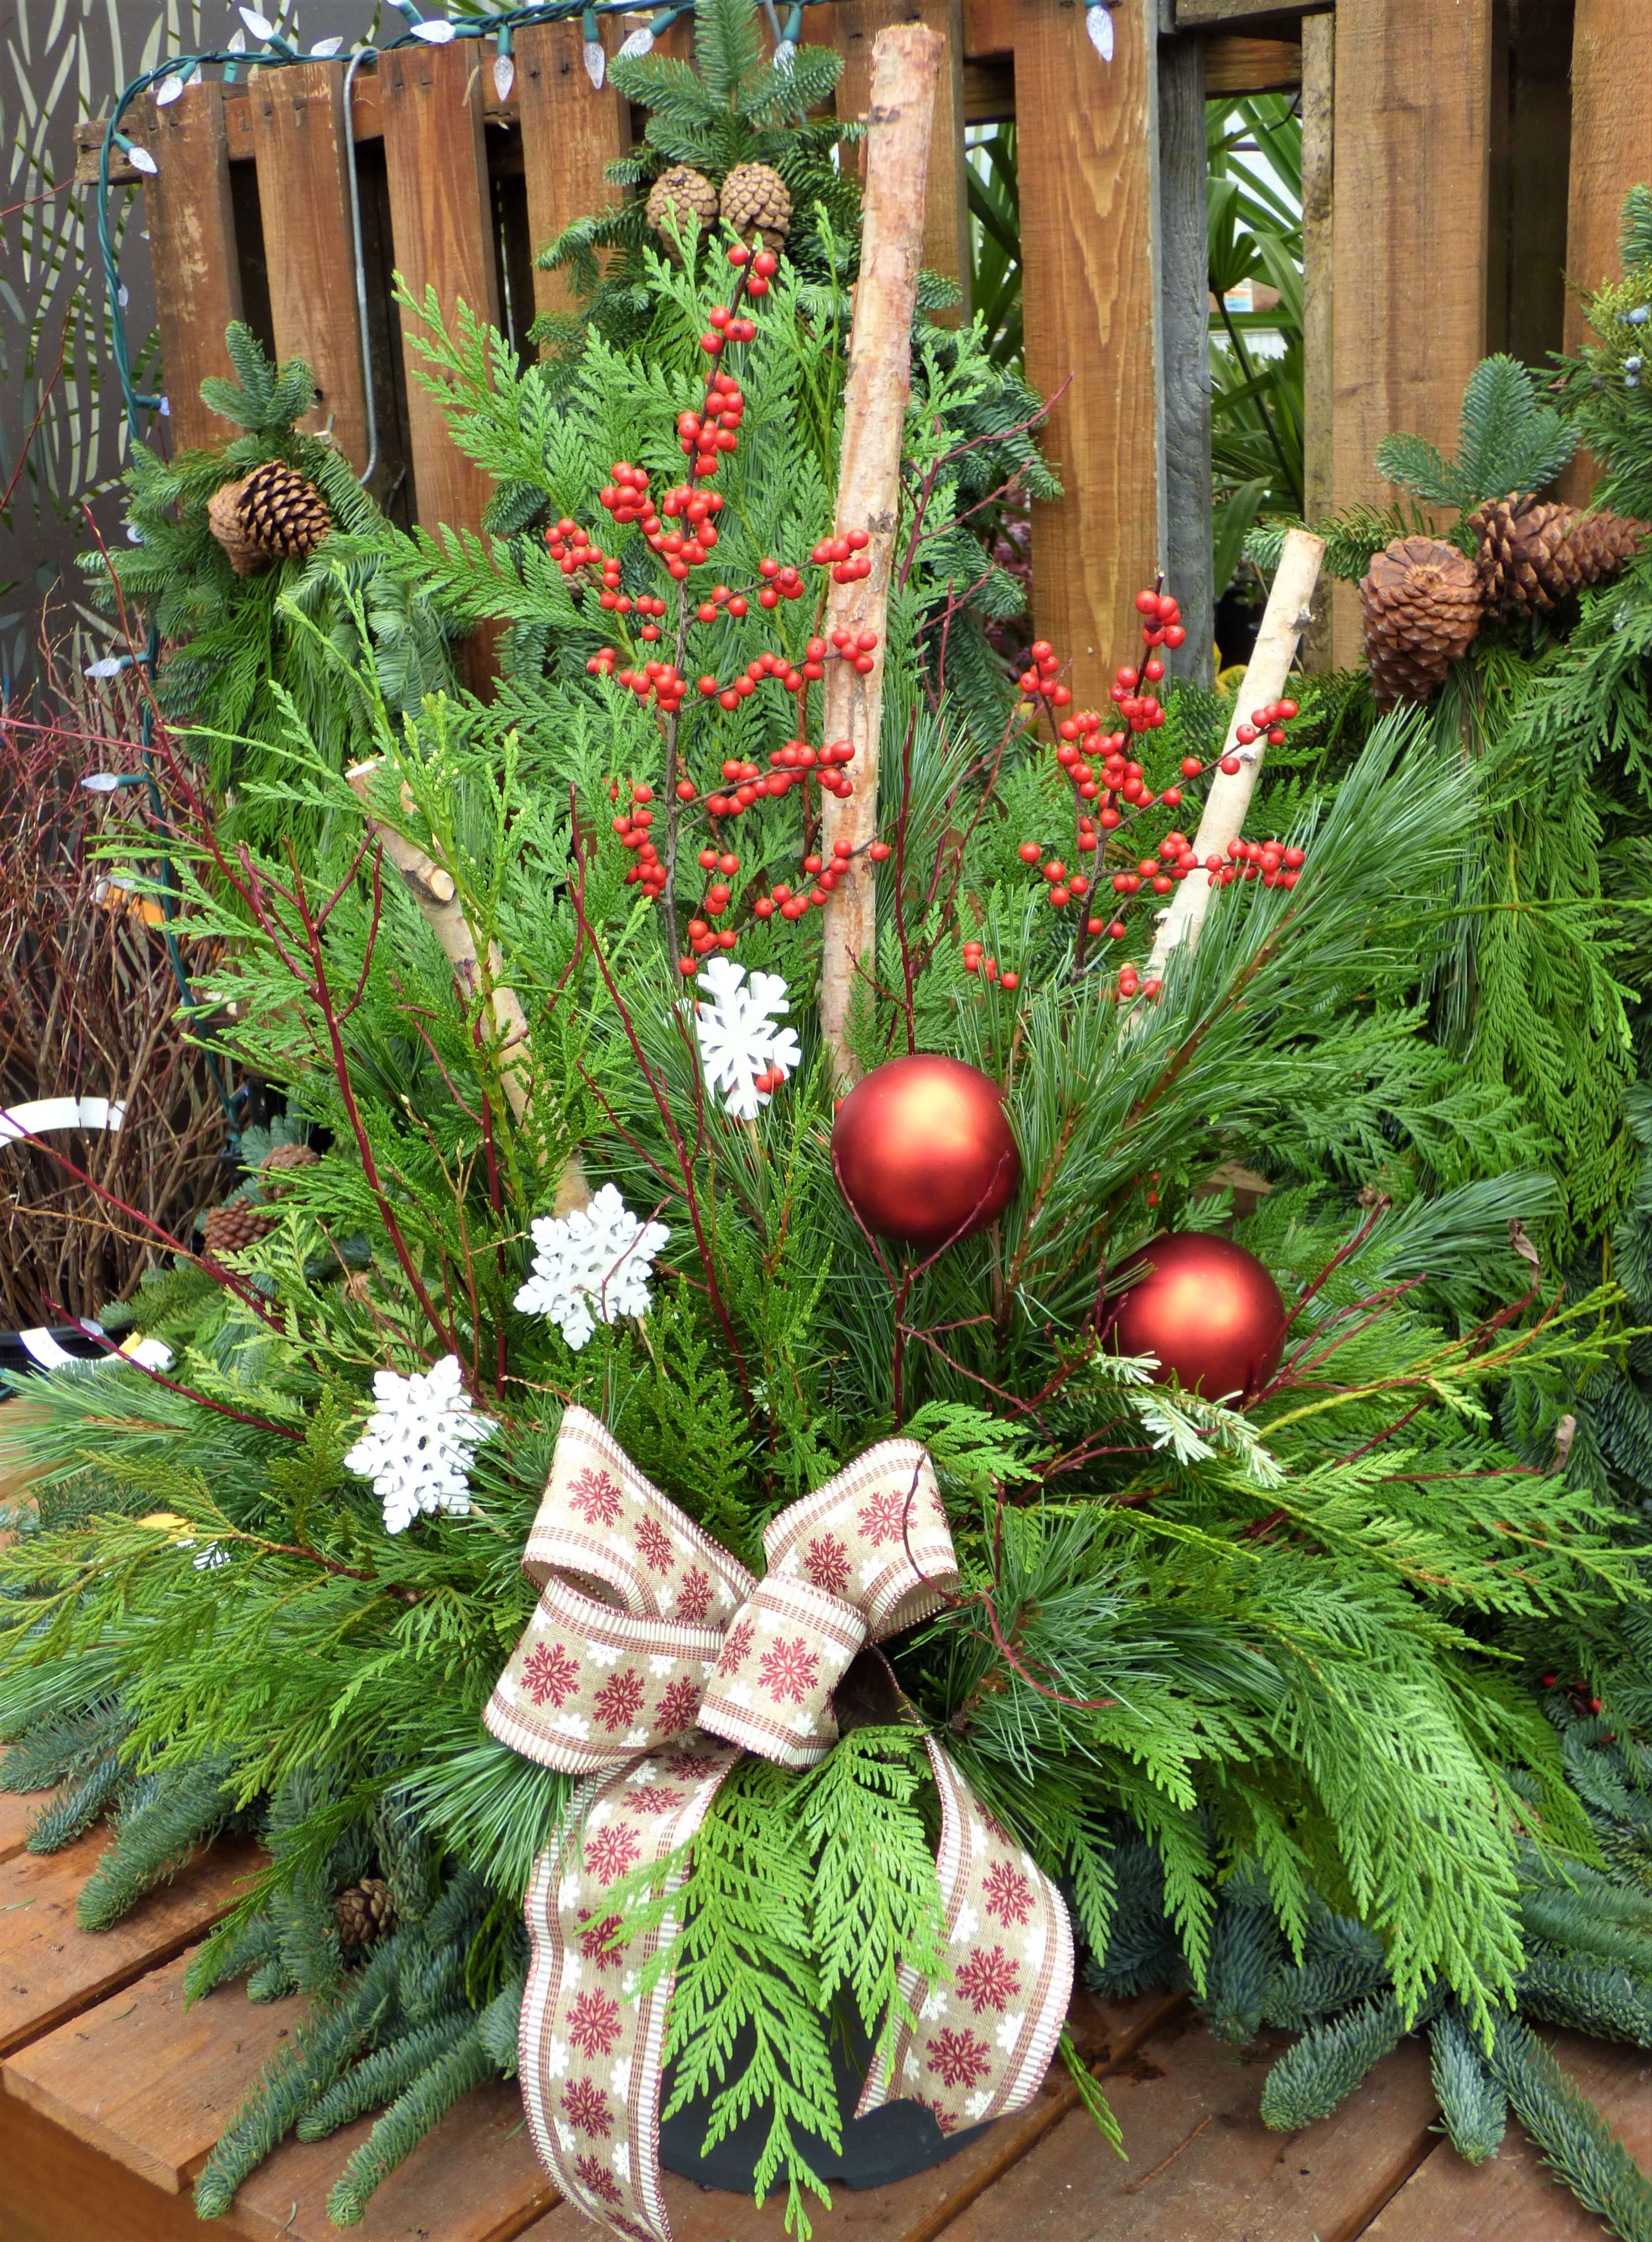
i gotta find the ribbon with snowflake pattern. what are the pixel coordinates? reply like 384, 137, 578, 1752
484, 1405, 1073, 2242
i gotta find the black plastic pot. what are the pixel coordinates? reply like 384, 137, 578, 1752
0, 1325, 110, 1381
657, 2015, 991, 2194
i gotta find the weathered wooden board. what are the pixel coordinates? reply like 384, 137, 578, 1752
514, 1991, 1183, 2242
0, 1829, 260, 2058
1014, 0, 1161, 707
938, 2010, 1441, 2242
1329, 0, 1494, 663
2, 1951, 302, 2194
140, 82, 244, 453
228, 2078, 555, 2242
1562, 0, 1652, 504
1158, 31, 1214, 684
1206, 36, 1302, 94
378, 37, 503, 690
248, 61, 371, 475
1298, 8, 1334, 669
0, 2083, 243, 2242
1364, 2029, 1652, 2242
0, 1789, 49, 1866
517, 18, 630, 328
829, 0, 972, 319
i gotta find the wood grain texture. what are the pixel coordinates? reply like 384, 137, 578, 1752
831, 0, 971, 319
1363, 2030, 1652, 2241
0, 1789, 49, 1866
249, 62, 370, 476
2, 1951, 302, 2194
141, 82, 243, 453
939, 2008, 1441, 2242
1562, 0, 1649, 504
379, 37, 503, 692
229, 2078, 554, 2242
514, 1991, 1184, 2241
1157, 31, 1214, 684
1299, 7, 1333, 668
0, 1831, 261, 2058
1176, 0, 1331, 22
1204, 34, 1302, 94
1329, 0, 1494, 664
1014, 0, 1161, 707
517, 18, 629, 327
0, 2084, 249, 2242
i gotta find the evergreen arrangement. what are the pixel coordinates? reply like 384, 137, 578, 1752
8, 18, 1652, 2234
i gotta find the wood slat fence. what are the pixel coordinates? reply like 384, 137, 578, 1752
78, 0, 1652, 702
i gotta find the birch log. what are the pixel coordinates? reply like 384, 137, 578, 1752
1143, 528, 1325, 979
347, 759, 588, 1210
817, 22, 944, 1081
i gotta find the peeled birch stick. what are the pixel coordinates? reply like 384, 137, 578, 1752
347, 760, 587, 1209
817, 22, 944, 1081
1143, 528, 1326, 978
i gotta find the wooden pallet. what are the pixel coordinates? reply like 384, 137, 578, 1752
1, 1797, 1647, 2241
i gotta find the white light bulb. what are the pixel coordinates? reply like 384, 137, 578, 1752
492, 50, 515, 99
617, 27, 654, 59
126, 145, 157, 176
583, 38, 606, 87
312, 35, 343, 56
411, 17, 456, 42
156, 73, 186, 105
1086, 4, 1114, 61
239, 7, 276, 38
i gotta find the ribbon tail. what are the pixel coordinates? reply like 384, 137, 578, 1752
856, 1738, 1073, 2136
518, 1735, 742, 2242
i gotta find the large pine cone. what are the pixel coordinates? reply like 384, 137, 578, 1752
1469, 492, 1651, 617
1359, 535, 1484, 709
202, 1199, 277, 1257
719, 161, 791, 253
237, 460, 330, 564
333, 1876, 396, 1949
259, 1142, 321, 1189
645, 164, 719, 252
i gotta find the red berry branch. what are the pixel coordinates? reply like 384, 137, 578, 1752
548, 243, 897, 991
974, 583, 1308, 1002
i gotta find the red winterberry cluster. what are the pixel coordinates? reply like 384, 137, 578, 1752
973, 585, 1311, 1000
564, 240, 901, 979
961, 940, 1019, 992
1541, 1672, 1605, 1718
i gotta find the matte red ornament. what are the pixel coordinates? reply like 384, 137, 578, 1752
1108, 1232, 1286, 1400
833, 1053, 1020, 1254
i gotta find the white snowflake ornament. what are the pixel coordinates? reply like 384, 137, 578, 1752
514, 1183, 669, 1351
691, 955, 802, 1122
344, 1353, 497, 1534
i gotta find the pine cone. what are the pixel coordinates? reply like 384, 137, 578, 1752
202, 1199, 277, 1257
1469, 492, 1651, 617
646, 165, 719, 253
259, 1142, 321, 1190
333, 1876, 396, 1949
719, 161, 791, 254
207, 477, 264, 577
1358, 535, 1484, 709
235, 460, 331, 566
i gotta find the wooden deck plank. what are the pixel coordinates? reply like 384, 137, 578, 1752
0, 1789, 50, 1866
517, 17, 630, 329
516, 1990, 1183, 2241
0, 1828, 260, 2058
0, 2082, 251, 2242
228, 2079, 555, 2242
2, 1950, 303, 2194
1362, 2030, 1652, 2242
936, 2009, 1441, 2242
140, 80, 245, 452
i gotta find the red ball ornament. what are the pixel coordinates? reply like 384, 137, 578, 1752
1108, 1233, 1285, 1400
833, 1054, 1020, 1254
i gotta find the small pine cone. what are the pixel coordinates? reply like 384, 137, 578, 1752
207, 476, 265, 577
236, 460, 331, 565
259, 1142, 321, 1191
203, 1199, 278, 1257
333, 1876, 397, 1949
719, 162, 791, 253
1359, 535, 1483, 709
646, 165, 719, 253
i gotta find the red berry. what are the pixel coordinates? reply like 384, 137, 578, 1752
1133, 589, 1159, 615
1220, 755, 1241, 775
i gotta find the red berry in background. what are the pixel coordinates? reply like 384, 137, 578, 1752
1221, 755, 1241, 774
869, 840, 891, 860
1277, 698, 1299, 719
1164, 624, 1187, 648
1000, 971, 1020, 991
1019, 841, 1041, 863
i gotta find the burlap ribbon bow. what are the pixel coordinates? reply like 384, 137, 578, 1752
485, 1406, 1073, 2242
